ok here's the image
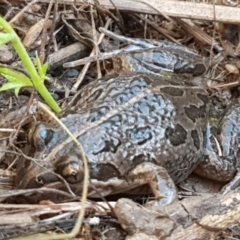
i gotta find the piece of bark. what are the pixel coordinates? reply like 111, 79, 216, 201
115, 189, 240, 240
47, 42, 90, 70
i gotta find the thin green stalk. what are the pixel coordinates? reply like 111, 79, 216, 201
0, 17, 61, 113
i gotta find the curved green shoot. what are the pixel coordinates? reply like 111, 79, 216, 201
0, 16, 61, 113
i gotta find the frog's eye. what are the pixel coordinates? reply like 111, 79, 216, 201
28, 123, 54, 151
61, 162, 84, 183
55, 155, 84, 184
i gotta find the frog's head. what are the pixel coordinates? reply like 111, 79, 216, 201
16, 123, 85, 189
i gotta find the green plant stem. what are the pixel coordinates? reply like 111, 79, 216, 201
0, 17, 61, 113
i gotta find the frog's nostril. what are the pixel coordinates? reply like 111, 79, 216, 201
36, 176, 44, 185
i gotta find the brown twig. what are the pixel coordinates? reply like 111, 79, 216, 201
71, 18, 112, 90
40, 0, 54, 63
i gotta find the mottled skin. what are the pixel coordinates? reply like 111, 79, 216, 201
196, 99, 240, 184
16, 72, 209, 205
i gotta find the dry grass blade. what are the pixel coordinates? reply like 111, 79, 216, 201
71, 18, 112, 90
175, 18, 222, 52
12, 100, 89, 240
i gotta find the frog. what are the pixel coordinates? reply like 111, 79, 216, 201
14, 40, 240, 206
16, 70, 209, 206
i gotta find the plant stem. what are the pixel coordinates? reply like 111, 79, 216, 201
0, 17, 61, 113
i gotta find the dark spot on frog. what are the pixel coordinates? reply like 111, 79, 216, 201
135, 75, 154, 86
191, 129, 200, 149
127, 126, 153, 145
133, 94, 165, 115
192, 63, 206, 76
131, 153, 157, 166
174, 62, 205, 76
165, 124, 187, 146
90, 163, 121, 181
184, 104, 206, 123
93, 138, 121, 154
197, 93, 209, 104
87, 106, 110, 122
161, 87, 184, 97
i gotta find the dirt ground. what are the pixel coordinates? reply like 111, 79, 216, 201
1, 0, 240, 239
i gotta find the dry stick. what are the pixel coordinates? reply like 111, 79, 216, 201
63, 27, 164, 68
40, 0, 54, 63
45, 0, 59, 61
71, 18, 112, 91
175, 18, 222, 51
133, 13, 180, 44
64, 26, 189, 68
99, 27, 148, 45
9, 0, 40, 24
90, 5, 102, 79
63, 46, 159, 67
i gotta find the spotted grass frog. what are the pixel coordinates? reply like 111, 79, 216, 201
15, 42, 240, 205
16, 70, 210, 205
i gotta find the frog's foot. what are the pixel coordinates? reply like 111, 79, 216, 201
129, 162, 178, 206
194, 151, 240, 194
220, 169, 240, 195
194, 151, 236, 182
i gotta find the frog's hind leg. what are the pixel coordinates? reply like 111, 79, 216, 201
220, 170, 240, 195
129, 162, 178, 206
195, 150, 238, 194
195, 150, 237, 182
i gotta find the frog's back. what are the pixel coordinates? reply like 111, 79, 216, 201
61, 72, 208, 184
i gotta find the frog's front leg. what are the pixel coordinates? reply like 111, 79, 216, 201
128, 162, 178, 206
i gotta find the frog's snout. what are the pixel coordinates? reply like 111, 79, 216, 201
55, 155, 84, 184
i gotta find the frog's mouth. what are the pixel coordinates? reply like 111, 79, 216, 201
17, 153, 150, 198
16, 153, 84, 189
40, 177, 150, 199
